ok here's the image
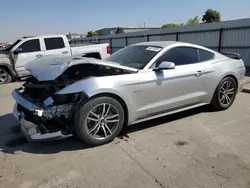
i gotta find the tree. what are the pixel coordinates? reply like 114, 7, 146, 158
96, 31, 102, 36
161, 23, 184, 28
66, 32, 72, 40
115, 27, 124, 34
86, 31, 99, 37
186, 16, 200, 25
202, 9, 221, 23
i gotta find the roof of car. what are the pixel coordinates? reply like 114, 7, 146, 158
132, 41, 184, 48
132, 41, 221, 55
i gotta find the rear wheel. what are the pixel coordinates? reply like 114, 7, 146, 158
75, 97, 125, 146
0, 68, 12, 84
211, 77, 237, 110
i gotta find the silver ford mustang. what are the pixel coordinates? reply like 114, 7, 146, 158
12, 41, 246, 145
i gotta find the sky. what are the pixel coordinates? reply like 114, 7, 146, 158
1, 0, 250, 42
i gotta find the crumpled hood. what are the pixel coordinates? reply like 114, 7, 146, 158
25, 55, 138, 81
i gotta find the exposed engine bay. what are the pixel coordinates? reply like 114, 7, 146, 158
16, 63, 135, 137
23, 63, 133, 103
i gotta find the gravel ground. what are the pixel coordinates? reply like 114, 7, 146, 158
1, 82, 250, 188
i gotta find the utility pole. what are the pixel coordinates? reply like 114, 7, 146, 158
144, 21, 147, 41
138, 21, 147, 41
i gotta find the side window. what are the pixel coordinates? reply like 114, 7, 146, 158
44, 37, 65, 50
199, 49, 214, 61
19, 39, 40, 53
155, 47, 199, 67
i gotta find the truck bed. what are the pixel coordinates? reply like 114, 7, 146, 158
70, 43, 110, 59
70, 43, 100, 47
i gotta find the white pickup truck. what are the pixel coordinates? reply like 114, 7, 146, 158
0, 34, 110, 84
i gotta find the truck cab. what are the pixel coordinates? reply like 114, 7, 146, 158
12, 35, 72, 77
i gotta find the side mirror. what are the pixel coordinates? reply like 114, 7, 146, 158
154, 61, 175, 71
13, 48, 23, 54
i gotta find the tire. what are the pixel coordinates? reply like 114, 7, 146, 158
0, 67, 12, 84
211, 77, 237, 110
75, 96, 125, 146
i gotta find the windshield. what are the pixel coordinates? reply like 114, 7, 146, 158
106, 45, 162, 69
2, 40, 21, 51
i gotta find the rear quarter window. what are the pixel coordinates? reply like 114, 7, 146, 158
198, 49, 214, 62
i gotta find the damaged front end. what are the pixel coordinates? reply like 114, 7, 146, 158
12, 87, 80, 141
11, 71, 88, 141
12, 57, 137, 141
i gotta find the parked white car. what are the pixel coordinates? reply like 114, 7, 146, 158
0, 34, 110, 84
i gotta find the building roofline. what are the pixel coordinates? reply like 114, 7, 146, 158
96, 27, 160, 31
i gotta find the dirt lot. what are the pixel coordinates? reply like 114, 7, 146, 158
1, 82, 250, 188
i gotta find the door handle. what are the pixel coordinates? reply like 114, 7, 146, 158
62, 51, 69, 54
195, 71, 203, 76
36, 54, 43, 58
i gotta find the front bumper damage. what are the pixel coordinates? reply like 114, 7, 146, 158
12, 89, 73, 141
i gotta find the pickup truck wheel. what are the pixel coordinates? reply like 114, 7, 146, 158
75, 97, 125, 146
0, 68, 12, 84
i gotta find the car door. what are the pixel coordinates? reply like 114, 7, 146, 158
43, 37, 71, 58
141, 46, 207, 117
13, 38, 44, 77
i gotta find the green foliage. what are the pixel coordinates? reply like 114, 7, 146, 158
186, 16, 200, 25
202, 9, 221, 23
87, 31, 99, 37
161, 23, 184, 28
115, 27, 124, 34
161, 8, 222, 29
96, 31, 102, 36
162, 16, 200, 29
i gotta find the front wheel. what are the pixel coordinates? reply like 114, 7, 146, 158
0, 68, 12, 84
211, 77, 237, 110
75, 96, 125, 146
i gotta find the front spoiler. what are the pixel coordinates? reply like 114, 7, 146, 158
12, 100, 72, 141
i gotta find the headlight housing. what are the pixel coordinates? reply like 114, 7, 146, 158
52, 93, 80, 105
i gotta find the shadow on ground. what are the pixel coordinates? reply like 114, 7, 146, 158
0, 105, 214, 155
